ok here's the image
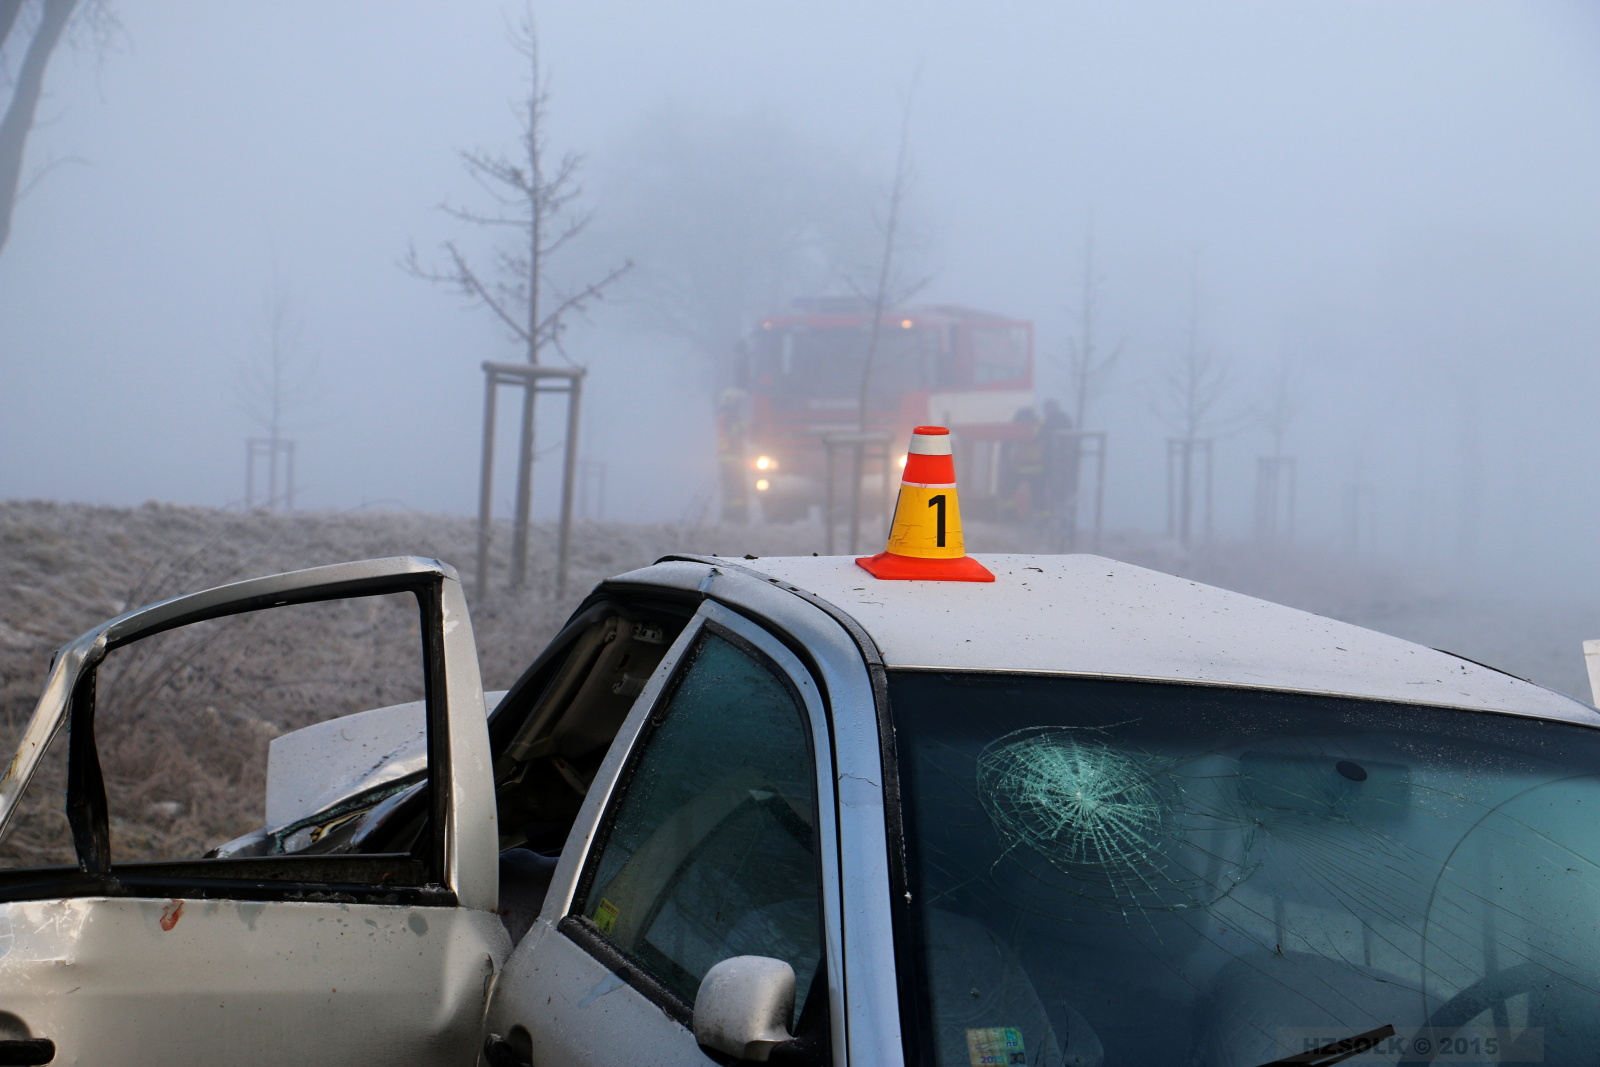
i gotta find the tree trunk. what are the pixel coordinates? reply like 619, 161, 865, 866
0, 0, 80, 256
0, 3, 25, 53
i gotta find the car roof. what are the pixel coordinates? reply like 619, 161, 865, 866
699, 553, 1596, 725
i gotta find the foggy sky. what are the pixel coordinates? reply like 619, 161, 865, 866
1, 1, 1596, 596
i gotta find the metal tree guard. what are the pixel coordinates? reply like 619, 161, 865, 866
1166, 436, 1213, 548
1047, 428, 1106, 552
823, 430, 894, 555
1254, 455, 1297, 546
245, 437, 296, 511
476, 361, 584, 598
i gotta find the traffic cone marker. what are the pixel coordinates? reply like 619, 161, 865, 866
856, 426, 996, 582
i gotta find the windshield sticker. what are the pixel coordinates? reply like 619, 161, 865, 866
594, 898, 619, 935
965, 1027, 1026, 1066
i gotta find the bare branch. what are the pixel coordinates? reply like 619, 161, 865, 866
447, 243, 531, 343
461, 149, 530, 196
541, 210, 591, 257
535, 259, 633, 340
439, 202, 524, 228
546, 332, 577, 367
398, 239, 456, 285
837, 273, 873, 303
15, 149, 87, 202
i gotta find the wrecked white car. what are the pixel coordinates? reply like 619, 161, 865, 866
1, 553, 1598, 1066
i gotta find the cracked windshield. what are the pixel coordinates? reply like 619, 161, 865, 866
892, 671, 1600, 1067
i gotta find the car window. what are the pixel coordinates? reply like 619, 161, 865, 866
91, 594, 428, 865
576, 629, 823, 1018
0, 591, 440, 895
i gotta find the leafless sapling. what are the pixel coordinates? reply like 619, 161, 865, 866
1037, 232, 1124, 548
404, 14, 630, 590
1060, 231, 1123, 433
1152, 274, 1239, 547
239, 292, 315, 511
841, 91, 932, 552
1253, 359, 1300, 544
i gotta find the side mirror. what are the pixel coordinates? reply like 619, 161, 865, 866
693, 955, 796, 1062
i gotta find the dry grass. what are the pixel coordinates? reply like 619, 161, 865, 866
0, 500, 1592, 867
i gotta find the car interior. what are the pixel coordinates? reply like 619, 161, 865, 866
281, 592, 697, 942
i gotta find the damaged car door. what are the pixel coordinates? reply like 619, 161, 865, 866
0, 558, 507, 1067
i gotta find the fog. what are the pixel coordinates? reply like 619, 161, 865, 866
2, 1, 1598, 600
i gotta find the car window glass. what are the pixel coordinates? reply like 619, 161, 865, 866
891, 671, 1600, 1067
88, 593, 426, 865
579, 630, 823, 1017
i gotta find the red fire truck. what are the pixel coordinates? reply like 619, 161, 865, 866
720, 300, 1040, 524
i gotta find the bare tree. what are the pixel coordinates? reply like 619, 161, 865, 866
239, 292, 314, 511
0, 0, 81, 257
841, 92, 932, 551
1156, 309, 1235, 443
1153, 275, 1237, 547
1257, 358, 1299, 459
1060, 231, 1122, 432
1034, 232, 1122, 550
404, 12, 629, 588
852, 99, 929, 433
1253, 358, 1300, 544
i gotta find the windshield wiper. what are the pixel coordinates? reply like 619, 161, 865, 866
1254, 1023, 1396, 1067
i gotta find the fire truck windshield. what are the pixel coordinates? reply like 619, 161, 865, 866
969, 325, 1030, 385
750, 325, 934, 401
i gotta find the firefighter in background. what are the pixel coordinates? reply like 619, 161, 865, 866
717, 387, 750, 523
1002, 400, 1081, 525
1003, 407, 1046, 520
1038, 398, 1082, 545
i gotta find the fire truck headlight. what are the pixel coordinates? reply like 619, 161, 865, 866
898, 453, 908, 468
754, 455, 775, 471
755, 478, 770, 492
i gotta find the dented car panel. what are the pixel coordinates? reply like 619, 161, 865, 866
0, 897, 506, 1066
260, 690, 507, 845
0, 557, 509, 1066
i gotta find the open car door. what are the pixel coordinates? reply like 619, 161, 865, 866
0, 557, 507, 1067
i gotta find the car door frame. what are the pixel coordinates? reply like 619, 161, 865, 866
0, 556, 509, 1066
688, 562, 907, 1066
0, 555, 498, 909
492, 558, 902, 1066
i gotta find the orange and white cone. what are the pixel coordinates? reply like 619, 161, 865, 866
856, 426, 995, 582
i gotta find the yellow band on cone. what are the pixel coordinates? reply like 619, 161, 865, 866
885, 484, 966, 558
